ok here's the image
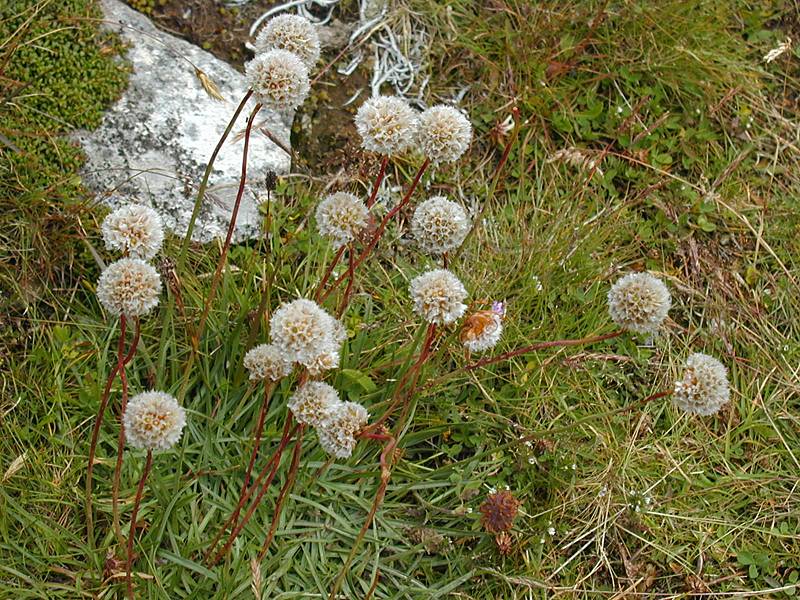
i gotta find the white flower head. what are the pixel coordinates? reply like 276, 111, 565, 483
315, 192, 369, 249
460, 310, 503, 353
254, 14, 320, 68
673, 353, 730, 415
96, 258, 162, 317
305, 342, 341, 376
123, 391, 186, 451
607, 272, 671, 335
245, 49, 309, 110
269, 298, 343, 368
417, 105, 472, 164
244, 343, 293, 382
317, 401, 369, 459
411, 196, 470, 255
287, 381, 341, 427
101, 204, 164, 260
410, 269, 468, 325
355, 96, 419, 155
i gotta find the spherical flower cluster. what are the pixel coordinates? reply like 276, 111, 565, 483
460, 308, 503, 353
479, 490, 520, 534
410, 269, 468, 325
411, 196, 470, 255
244, 343, 293, 382
672, 353, 730, 415
123, 391, 186, 451
287, 381, 341, 427
355, 95, 418, 155
417, 105, 472, 164
316, 401, 369, 459
269, 298, 344, 373
101, 204, 164, 260
245, 49, 309, 110
254, 14, 320, 68
315, 192, 369, 249
607, 272, 671, 336
96, 258, 162, 317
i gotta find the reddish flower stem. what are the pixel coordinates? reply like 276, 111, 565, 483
85, 315, 139, 547
193, 103, 262, 351
314, 245, 346, 302
366, 155, 389, 208
256, 427, 305, 561
126, 449, 152, 600
207, 417, 297, 565
321, 159, 430, 303
336, 245, 356, 318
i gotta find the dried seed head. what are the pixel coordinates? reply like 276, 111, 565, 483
244, 343, 293, 382
410, 269, 468, 325
673, 353, 730, 415
417, 105, 472, 164
317, 401, 369, 459
123, 391, 186, 451
101, 204, 164, 260
96, 258, 162, 317
479, 490, 520, 534
411, 196, 470, 255
460, 310, 503, 353
607, 272, 671, 336
287, 381, 341, 428
245, 49, 310, 110
315, 192, 369, 249
355, 95, 419, 155
254, 14, 320, 68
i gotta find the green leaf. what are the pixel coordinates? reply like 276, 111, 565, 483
340, 368, 377, 393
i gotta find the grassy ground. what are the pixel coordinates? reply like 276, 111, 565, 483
2, 0, 800, 598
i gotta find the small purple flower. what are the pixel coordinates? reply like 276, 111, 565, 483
492, 301, 506, 318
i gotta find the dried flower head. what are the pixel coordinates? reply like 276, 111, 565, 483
254, 14, 320, 68
673, 353, 730, 415
410, 269, 468, 325
245, 49, 310, 110
269, 298, 343, 367
317, 401, 369, 459
479, 490, 520, 534
315, 192, 369, 249
123, 391, 186, 451
244, 343, 293, 382
287, 381, 341, 428
607, 272, 671, 335
101, 204, 164, 260
417, 105, 472, 164
355, 96, 419, 155
96, 258, 162, 317
460, 309, 503, 353
411, 196, 470, 255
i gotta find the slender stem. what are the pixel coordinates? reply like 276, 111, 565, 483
85, 315, 138, 547
257, 427, 305, 561
336, 245, 356, 318
321, 159, 430, 303
329, 433, 396, 600
209, 420, 298, 566
366, 156, 389, 209
230, 383, 275, 530
193, 103, 262, 351
177, 90, 253, 271
111, 318, 141, 547
314, 245, 346, 302
126, 450, 153, 600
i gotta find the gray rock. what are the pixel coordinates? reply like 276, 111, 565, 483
76, 0, 291, 243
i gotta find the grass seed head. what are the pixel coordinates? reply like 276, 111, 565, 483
123, 391, 186, 451
355, 95, 419, 156
317, 401, 369, 459
673, 352, 730, 415
315, 192, 369, 249
411, 196, 470, 255
96, 257, 162, 318
607, 272, 671, 336
101, 204, 164, 260
410, 269, 468, 325
255, 14, 320, 69
245, 49, 310, 110
243, 343, 293, 382
417, 105, 472, 164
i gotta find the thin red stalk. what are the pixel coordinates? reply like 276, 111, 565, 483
229, 383, 275, 530
465, 330, 623, 371
111, 318, 142, 547
256, 427, 305, 561
126, 450, 152, 600
204, 417, 294, 561
207, 417, 297, 565
366, 155, 389, 208
314, 245, 346, 301
194, 103, 262, 350
321, 159, 430, 302
85, 315, 138, 546
336, 245, 356, 317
